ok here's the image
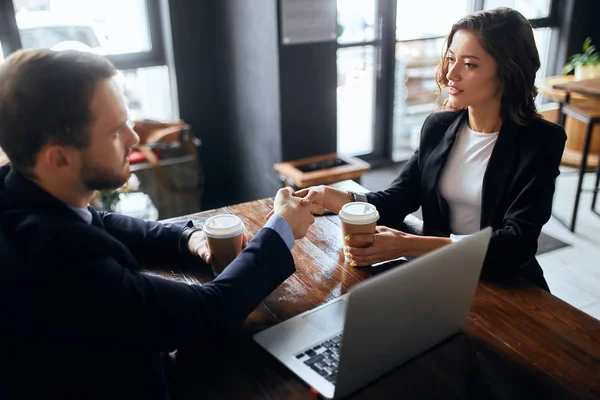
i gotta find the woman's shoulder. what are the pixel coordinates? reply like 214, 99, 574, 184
419, 109, 464, 135
523, 116, 567, 142
423, 109, 465, 129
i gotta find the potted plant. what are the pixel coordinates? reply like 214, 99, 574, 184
562, 37, 600, 80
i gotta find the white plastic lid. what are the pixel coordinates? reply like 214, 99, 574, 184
338, 202, 379, 225
202, 214, 245, 239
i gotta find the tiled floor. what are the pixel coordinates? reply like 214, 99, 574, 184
538, 170, 600, 318
363, 164, 600, 320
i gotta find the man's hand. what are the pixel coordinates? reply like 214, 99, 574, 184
188, 230, 249, 264
273, 187, 324, 239
264, 185, 348, 220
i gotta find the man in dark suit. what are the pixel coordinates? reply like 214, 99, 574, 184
0, 49, 322, 399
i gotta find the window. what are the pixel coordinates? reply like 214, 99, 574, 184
337, 46, 375, 155
119, 66, 174, 122
13, 0, 152, 54
1, 0, 176, 121
336, 0, 378, 157
337, 0, 376, 44
396, 0, 472, 41
483, 0, 551, 19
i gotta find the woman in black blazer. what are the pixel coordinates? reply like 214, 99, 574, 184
295, 8, 566, 291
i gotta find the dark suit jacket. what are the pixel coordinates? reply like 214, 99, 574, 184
367, 110, 566, 289
0, 165, 295, 399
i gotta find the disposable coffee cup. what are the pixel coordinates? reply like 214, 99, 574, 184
338, 202, 379, 249
203, 214, 245, 276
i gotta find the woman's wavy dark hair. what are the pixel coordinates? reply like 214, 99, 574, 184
436, 7, 541, 125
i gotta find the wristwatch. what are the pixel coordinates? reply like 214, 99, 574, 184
348, 191, 368, 203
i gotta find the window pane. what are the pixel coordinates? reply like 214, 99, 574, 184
483, 0, 551, 19
337, 46, 375, 156
534, 27, 553, 108
392, 39, 444, 160
396, 0, 472, 41
119, 66, 175, 122
0, 41, 4, 63
337, 0, 376, 44
534, 27, 552, 82
14, 0, 151, 54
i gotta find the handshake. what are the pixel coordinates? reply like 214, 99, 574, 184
188, 184, 395, 273
265, 186, 327, 239
188, 185, 334, 269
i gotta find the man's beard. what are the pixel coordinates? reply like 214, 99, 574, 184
80, 159, 129, 191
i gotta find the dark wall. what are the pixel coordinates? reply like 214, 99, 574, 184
168, 0, 337, 209
168, 0, 233, 209
218, 0, 282, 204
278, 41, 337, 161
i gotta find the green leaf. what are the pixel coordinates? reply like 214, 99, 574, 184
562, 63, 575, 75
584, 45, 596, 57
583, 37, 592, 52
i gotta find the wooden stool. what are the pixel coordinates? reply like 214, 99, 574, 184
554, 102, 600, 231
274, 153, 371, 189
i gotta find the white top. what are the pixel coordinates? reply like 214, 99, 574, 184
440, 122, 499, 236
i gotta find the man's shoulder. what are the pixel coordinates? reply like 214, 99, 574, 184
8, 210, 116, 262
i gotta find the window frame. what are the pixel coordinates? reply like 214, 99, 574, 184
0, 0, 167, 70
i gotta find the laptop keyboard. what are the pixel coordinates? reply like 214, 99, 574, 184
294, 333, 343, 384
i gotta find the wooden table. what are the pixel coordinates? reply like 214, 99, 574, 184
156, 181, 600, 399
539, 76, 600, 168
553, 78, 600, 100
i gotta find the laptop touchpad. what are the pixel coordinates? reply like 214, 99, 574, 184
302, 299, 348, 334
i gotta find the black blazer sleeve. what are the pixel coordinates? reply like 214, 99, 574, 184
93, 210, 192, 266
40, 227, 294, 352
365, 114, 438, 227
481, 124, 566, 280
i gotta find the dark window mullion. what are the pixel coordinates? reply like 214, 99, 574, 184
337, 40, 380, 49
144, 0, 166, 66
0, 0, 22, 55
105, 52, 165, 71
372, 0, 398, 161
395, 35, 446, 44
529, 17, 557, 29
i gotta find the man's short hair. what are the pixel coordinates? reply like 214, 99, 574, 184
0, 49, 117, 172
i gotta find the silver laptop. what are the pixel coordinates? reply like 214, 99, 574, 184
254, 227, 491, 399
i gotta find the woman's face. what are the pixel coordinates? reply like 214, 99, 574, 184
445, 30, 502, 111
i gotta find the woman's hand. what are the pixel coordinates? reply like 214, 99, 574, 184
344, 226, 412, 267
345, 226, 453, 266
265, 185, 350, 220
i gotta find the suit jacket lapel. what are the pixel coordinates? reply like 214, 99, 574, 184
422, 110, 467, 233
480, 120, 519, 227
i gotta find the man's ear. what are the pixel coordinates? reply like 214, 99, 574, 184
40, 145, 75, 168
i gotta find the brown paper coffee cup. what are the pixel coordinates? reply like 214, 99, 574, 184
338, 202, 379, 263
203, 214, 245, 276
